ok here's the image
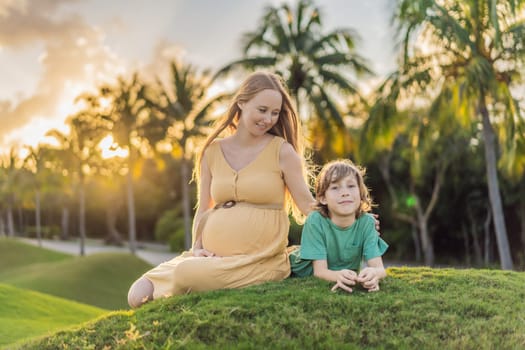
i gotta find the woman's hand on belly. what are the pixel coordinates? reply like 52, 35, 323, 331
192, 248, 220, 257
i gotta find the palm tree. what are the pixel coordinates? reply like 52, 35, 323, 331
38, 141, 75, 241
23, 146, 52, 247
216, 0, 372, 158
46, 130, 79, 248
89, 150, 127, 246
99, 73, 151, 254
361, 71, 474, 266
0, 148, 22, 237
144, 61, 228, 249
47, 111, 102, 256
499, 103, 525, 258
393, 0, 525, 270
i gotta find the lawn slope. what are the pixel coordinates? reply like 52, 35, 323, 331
0, 284, 105, 349
18, 267, 525, 350
0, 238, 70, 274
0, 252, 152, 310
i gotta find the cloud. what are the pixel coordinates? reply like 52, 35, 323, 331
0, 0, 124, 148
0, 0, 85, 47
140, 40, 189, 84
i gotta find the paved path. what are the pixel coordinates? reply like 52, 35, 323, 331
19, 238, 425, 268
19, 238, 177, 266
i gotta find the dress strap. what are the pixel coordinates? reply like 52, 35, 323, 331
214, 200, 282, 210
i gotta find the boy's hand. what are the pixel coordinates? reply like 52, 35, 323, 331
331, 269, 357, 293
357, 267, 380, 292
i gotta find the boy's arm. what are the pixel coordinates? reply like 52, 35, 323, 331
357, 257, 387, 292
312, 260, 357, 293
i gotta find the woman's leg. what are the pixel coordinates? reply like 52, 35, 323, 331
127, 277, 154, 308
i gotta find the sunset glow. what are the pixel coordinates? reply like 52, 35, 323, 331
98, 135, 128, 159
0, 1, 395, 157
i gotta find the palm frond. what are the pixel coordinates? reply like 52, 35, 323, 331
314, 52, 352, 66
314, 86, 345, 128
309, 28, 360, 53
301, 0, 321, 34
428, 4, 475, 53
192, 93, 232, 126
214, 57, 278, 80
241, 31, 278, 55
317, 69, 360, 96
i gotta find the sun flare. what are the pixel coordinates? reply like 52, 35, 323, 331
98, 135, 128, 159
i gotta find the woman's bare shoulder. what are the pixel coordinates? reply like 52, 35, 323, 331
279, 141, 299, 158
279, 141, 302, 172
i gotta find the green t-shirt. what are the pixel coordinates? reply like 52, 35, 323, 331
289, 211, 389, 277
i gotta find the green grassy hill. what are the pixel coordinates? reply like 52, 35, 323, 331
0, 238, 70, 274
0, 284, 105, 349
17, 267, 525, 349
0, 239, 152, 310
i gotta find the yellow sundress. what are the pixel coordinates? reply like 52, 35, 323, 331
143, 136, 291, 298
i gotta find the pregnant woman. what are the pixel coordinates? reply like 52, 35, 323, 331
127, 71, 315, 308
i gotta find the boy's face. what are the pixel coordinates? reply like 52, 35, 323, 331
319, 174, 361, 219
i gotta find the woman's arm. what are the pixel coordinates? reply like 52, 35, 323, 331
279, 143, 315, 216
312, 260, 358, 293
357, 257, 387, 292
191, 153, 216, 257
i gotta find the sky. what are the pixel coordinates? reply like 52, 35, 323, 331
0, 0, 397, 154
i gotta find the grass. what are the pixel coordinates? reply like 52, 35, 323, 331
16, 267, 525, 350
0, 239, 153, 310
0, 238, 70, 274
0, 283, 105, 349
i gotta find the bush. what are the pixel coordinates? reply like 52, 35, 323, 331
24, 225, 61, 240
154, 209, 185, 252
288, 216, 303, 245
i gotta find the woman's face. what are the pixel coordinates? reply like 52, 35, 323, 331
238, 89, 282, 136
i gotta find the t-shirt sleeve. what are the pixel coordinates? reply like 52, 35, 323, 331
299, 212, 328, 261
361, 214, 389, 261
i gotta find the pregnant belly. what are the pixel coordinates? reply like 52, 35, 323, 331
201, 207, 284, 256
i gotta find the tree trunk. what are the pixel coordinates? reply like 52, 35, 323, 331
413, 192, 434, 266
479, 96, 513, 270
61, 206, 69, 240
17, 204, 24, 235
519, 182, 525, 257
7, 204, 15, 237
521, 199, 525, 259
410, 222, 421, 262
467, 205, 483, 266
462, 224, 471, 266
79, 176, 86, 256
483, 206, 492, 266
105, 203, 124, 246
378, 154, 399, 208
126, 149, 137, 254
35, 190, 42, 247
411, 161, 445, 267
470, 224, 483, 267
0, 213, 5, 236
417, 216, 434, 266
181, 157, 192, 250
